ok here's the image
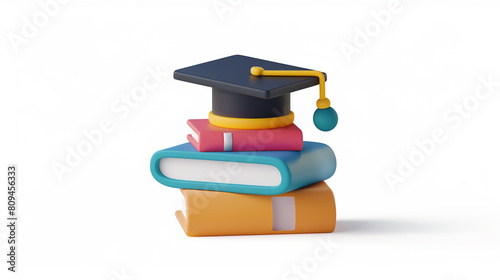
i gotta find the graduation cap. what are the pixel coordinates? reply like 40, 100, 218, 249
174, 55, 338, 131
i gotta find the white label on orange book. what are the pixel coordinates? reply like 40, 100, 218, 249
272, 197, 296, 231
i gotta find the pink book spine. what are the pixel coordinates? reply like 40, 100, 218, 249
230, 127, 303, 151
187, 119, 303, 152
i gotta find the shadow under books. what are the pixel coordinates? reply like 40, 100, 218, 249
335, 219, 464, 234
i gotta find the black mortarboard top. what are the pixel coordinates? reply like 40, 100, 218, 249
174, 55, 338, 131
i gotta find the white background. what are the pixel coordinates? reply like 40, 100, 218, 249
1, 0, 500, 279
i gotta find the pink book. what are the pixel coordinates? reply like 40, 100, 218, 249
187, 119, 303, 152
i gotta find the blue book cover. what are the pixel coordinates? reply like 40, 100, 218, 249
150, 141, 336, 195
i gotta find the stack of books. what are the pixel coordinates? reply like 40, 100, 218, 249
150, 55, 337, 236
150, 121, 337, 236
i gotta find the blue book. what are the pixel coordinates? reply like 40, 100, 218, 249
150, 141, 336, 195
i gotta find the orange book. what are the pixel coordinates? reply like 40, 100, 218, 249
175, 181, 336, 237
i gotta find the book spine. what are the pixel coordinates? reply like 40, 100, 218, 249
191, 128, 303, 152
231, 128, 303, 151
